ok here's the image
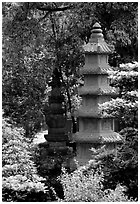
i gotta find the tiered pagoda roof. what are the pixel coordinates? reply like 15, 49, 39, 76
74, 132, 122, 143
75, 22, 122, 146
79, 87, 118, 96
83, 22, 112, 54
81, 65, 113, 75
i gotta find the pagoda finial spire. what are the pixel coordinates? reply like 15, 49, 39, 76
83, 22, 112, 54
89, 22, 104, 43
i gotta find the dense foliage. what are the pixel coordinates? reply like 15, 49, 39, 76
2, 116, 54, 202
2, 2, 138, 202
59, 166, 134, 202
98, 62, 138, 199
100, 62, 138, 129
2, 2, 138, 136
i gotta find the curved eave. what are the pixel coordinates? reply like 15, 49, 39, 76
79, 87, 118, 96
101, 132, 123, 143
78, 110, 112, 118
73, 132, 122, 143
81, 66, 113, 75
83, 42, 112, 54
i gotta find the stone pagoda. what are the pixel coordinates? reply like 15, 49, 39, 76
44, 68, 69, 147
74, 22, 121, 165
38, 67, 76, 175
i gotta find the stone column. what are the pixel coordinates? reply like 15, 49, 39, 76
74, 22, 122, 166
38, 68, 76, 175
44, 68, 68, 150
44, 67, 68, 147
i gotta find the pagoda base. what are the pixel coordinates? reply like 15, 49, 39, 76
74, 143, 98, 166
38, 140, 77, 175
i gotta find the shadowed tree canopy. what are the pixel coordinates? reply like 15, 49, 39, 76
2, 2, 138, 135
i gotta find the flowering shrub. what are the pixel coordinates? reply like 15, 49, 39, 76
100, 62, 138, 129
2, 116, 52, 201
108, 61, 138, 92
99, 97, 138, 128
59, 166, 134, 202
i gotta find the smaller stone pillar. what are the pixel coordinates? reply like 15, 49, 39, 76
38, 68, 76, 176
74, 22, 122, 166
44, 68, 68, 147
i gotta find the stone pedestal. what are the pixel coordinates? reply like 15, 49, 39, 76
74, 23, 122, 166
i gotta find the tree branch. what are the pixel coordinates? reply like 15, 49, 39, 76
39, 12, 50, 22
36, 4, 73, 12
37, 4, 74, 21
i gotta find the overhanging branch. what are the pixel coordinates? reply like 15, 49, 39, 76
36, 4, 73, 12
37, 3, 74, 21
